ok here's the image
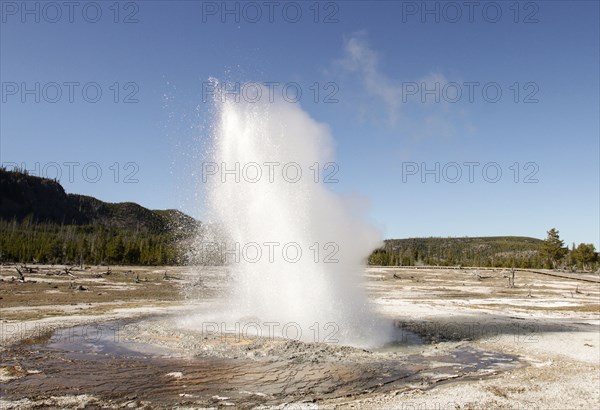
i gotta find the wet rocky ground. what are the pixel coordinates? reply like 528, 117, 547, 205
0, 317, 522, 409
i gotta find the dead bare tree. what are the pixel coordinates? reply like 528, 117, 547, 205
15, 267, 25, 282
20, 265, 38, 274
162, 271, 180, 281
504, 268, 516, 288
63, 267, 76, 278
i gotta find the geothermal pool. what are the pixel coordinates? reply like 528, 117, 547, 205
1, 316, 522, 408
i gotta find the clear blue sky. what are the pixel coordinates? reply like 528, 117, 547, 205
1, 1, 598, 247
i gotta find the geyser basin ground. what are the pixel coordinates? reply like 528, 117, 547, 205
1, 265, 599, 409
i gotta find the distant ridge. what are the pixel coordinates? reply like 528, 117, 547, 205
0, 168, 199, 264
369, 236, 545, 268
0, 167, 196, 234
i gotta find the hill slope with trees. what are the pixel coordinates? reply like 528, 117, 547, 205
369, 233, 598, 271
0, 168, 198, 265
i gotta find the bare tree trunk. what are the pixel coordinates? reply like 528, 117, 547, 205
15, 267, 25, 282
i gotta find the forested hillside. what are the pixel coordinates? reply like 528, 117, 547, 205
368, 235, 598, 271
0, 168, 198, 265
368, 236, 544, 268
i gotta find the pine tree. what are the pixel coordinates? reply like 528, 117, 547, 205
572, 243, 597, 271
541, 228, 567, 269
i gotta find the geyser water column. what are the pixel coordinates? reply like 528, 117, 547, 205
205, 83, 391, 347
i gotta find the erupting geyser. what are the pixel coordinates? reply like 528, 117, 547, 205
199, 81, 391, 347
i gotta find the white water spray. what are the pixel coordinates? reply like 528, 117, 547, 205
202, 83, 391, 347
